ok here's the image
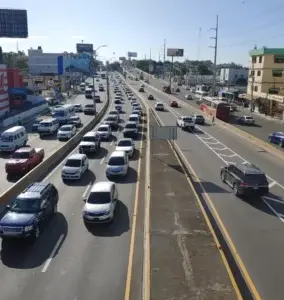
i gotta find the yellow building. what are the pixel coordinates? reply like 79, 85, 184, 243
247, 47, 284, 116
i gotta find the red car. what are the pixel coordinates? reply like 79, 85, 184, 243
170, 100, 178, 107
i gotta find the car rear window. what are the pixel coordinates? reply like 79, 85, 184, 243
244, 173, 268, 185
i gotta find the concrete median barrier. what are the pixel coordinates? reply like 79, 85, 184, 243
0, 97, 110, 208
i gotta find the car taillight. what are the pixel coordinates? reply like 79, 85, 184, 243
240, 182, 248, 187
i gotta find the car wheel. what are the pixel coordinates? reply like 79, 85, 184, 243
220, 172, 226, 182
52, 204, 57, 215
233, 184, 239, 196
268, 137, 272, 143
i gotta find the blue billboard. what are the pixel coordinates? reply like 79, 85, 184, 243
57, 53, 93, 75
0, 9, 28, 38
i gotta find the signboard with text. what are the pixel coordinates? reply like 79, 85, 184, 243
0, 9, 28, 38
76, 43, 94, 53
119, 57, 126, 61
128, 52, 137, 58
167, 48, 184, 57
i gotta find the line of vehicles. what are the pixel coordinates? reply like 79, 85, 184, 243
0, 74, 143, 242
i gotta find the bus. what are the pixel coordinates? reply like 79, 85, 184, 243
200, 96, 230, 121
52, 104, 76, 124
194, 90, 209, 101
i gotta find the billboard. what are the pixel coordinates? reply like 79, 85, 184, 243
128, 52, 137, 58
58, 53, 92, 75
167, 48, 184, 57
119, 57, 126, 61
76, 43, 93, 53
0, 9, 28, 38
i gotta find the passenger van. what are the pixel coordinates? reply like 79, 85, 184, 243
128, 114, 140, 127
52, 104, 75, 124
80, 82, 86, 91
38, 118, 59, 136
85, 88, 93, 99
0, 126, 28, 152
106, 150, 129, 177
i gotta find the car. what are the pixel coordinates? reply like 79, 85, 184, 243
148, 94, 154, 100
192, 114, 205, 125
170, 100, 178, 107
32, 117, 44, 131
61, 153, 89, 181
67, 115, 82, 127
84, 104, 96, 115
237, 115, 255, 125
99, 86, 104, 92
175, 87, 180, 92
140, 83, 145, 88
130, 99, 137, 105
79, 131, 101, 154
115, 138, 135, 157
132, 110, 141, 118
88, 84, 94, 89
115, 105, 123, 113
123, 121, 139, 137
268, 132, 284, 147
57, 124, 76, 140
97, 124, 112, 140
114, 99, 122, 104
0, 182, 58, 241
94, 95, 101, 103
106, 150, 129, 178
185, 86, 190, 90
139, 87, 144, 92
176, 116, 195, 130
220, 163, 269, 198
109, 110, 120, 119
155, 102, 164, 111
185, 94, 193, 100
103, 115, 119, 129
74, 104, 83, 112
82, 181, 118, 223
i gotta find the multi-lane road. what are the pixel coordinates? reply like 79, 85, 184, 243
136, 69, 284, 149
0, 79, 107, 195
126, 75, 284, 299
0, 77, 147, 300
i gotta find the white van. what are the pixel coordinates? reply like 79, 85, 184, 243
0, 126, 28, 152
85, 88, 93, 99
80, 82, 86, 91
52, 104, 75, 124
38, 118, 59, 136
128, 114, 140, 127
106, 150, 129, 177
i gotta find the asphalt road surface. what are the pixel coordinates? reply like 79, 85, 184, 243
0, 79, 107, 195
133, 69, 284, 149
127, 78, 284, 300
0, 79, 146, 300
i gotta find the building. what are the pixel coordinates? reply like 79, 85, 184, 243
0, 64, 9, 117
247, 47, 284, 117
219, 68, 248, 85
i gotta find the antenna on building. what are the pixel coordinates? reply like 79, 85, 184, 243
254, 44, 257, 50
16, 40, 19, 53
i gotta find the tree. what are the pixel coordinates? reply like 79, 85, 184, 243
3, 51, 28, 75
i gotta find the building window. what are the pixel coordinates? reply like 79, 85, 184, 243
274, 55, 284, 63
254, 86, 258, 92
257, 70, 261, 76
258, 56, 262, 63
250, 70, 255, 76
272, 70, 283, 77
252, 56, 256, 63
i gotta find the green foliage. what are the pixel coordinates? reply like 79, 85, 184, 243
3, 51, 28, 75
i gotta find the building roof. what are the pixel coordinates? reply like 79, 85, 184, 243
249, 47, 284, 56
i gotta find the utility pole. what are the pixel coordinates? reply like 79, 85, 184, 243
148, 48, 151, 81
209, 15, 219, 96
106, 61, 110, 103
163, 39, 166, 79
250, 61, 255, 112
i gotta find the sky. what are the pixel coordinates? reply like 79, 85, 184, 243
1, 0, 284, 67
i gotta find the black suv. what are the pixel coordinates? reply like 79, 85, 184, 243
220, 163, 269, 198
0, 182, 58, 241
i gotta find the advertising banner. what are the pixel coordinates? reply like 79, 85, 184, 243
0, 9, 28, 38
127, 52, 137, 58
167, 48, 184, 57
76, 43, 93, 53
58, 53, 92, 75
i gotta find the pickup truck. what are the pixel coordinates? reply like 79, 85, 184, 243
176, 116, 195, 130
5, 147, 44, 177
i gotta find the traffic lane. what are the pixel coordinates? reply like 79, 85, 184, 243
144, 75, 284, 147
0, 95, 107, 195
144, 98, 284, 299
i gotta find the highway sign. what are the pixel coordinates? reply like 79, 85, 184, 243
76, 43, 93, 53
0, 9, 28, 38
150, 126, 177, 140
128, 52, 137, 58
167, 48, 184, 57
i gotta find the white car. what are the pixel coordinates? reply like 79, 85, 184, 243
176, 116, 195, 130
108, 110, 120, 120
185, 94, 193, 100
57, 124, 76, 140
74, 104, 83, 112
155, 102, 164, 111
97, 124, 112, 140
82, 181, 118, 223
115, 138, 135, 157
61, 153, 89, 180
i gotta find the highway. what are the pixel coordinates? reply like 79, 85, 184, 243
127, 78, 284, 299
0, 78, 146, 300
134, 69, 284, 149
0, 78, 107, 195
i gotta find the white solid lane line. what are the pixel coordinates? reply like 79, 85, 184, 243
82, 181, 93, 199
41, 234, 65, 272
100, 155, 106, 164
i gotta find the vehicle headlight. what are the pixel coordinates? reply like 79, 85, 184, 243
104, 209, 111, 215
24, 225, 33, 231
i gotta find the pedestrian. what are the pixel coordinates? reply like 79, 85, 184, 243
212, 116, 215, 125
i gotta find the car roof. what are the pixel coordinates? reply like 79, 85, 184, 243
236, 163, 264, 175
126, 121, 137, 125
182, 116, 192, 118
156, 102, 163, 105
110, 150, 126, 157
60, 124, 73, 128
16, 147, 32, 153
19, 182, 50, 199
98, 124, 109, 128
118, 138, 132, 143
90, 181, 114, 193
68, 153, 85, 160
129, 114, 139, 118
84, 131, 97, 137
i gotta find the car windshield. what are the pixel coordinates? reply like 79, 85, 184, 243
106, 117, 116, 121
109, 111, 117, 115
60, 126, 72, 131
98, 127, 108, 132
75, 105, 81, 108
245, 174, 268, 185
0, 135, 13, 142
87, 192, 111, 204
10, 197, 41, 213
118, 140, 132, 146
129, 117, 137, 122
82, 136, 95, 142
183, 118, 192, 122
71, 116, 79, 120
11, 151, 30, 159
125, 123, 136, 129
245, 116, 253, 120
85, 105, 93, 108
108, 156, 125, 166
65, 159, 81, 167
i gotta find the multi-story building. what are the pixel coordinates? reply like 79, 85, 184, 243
220, 68, 248, 85
247, 47, 284, 116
